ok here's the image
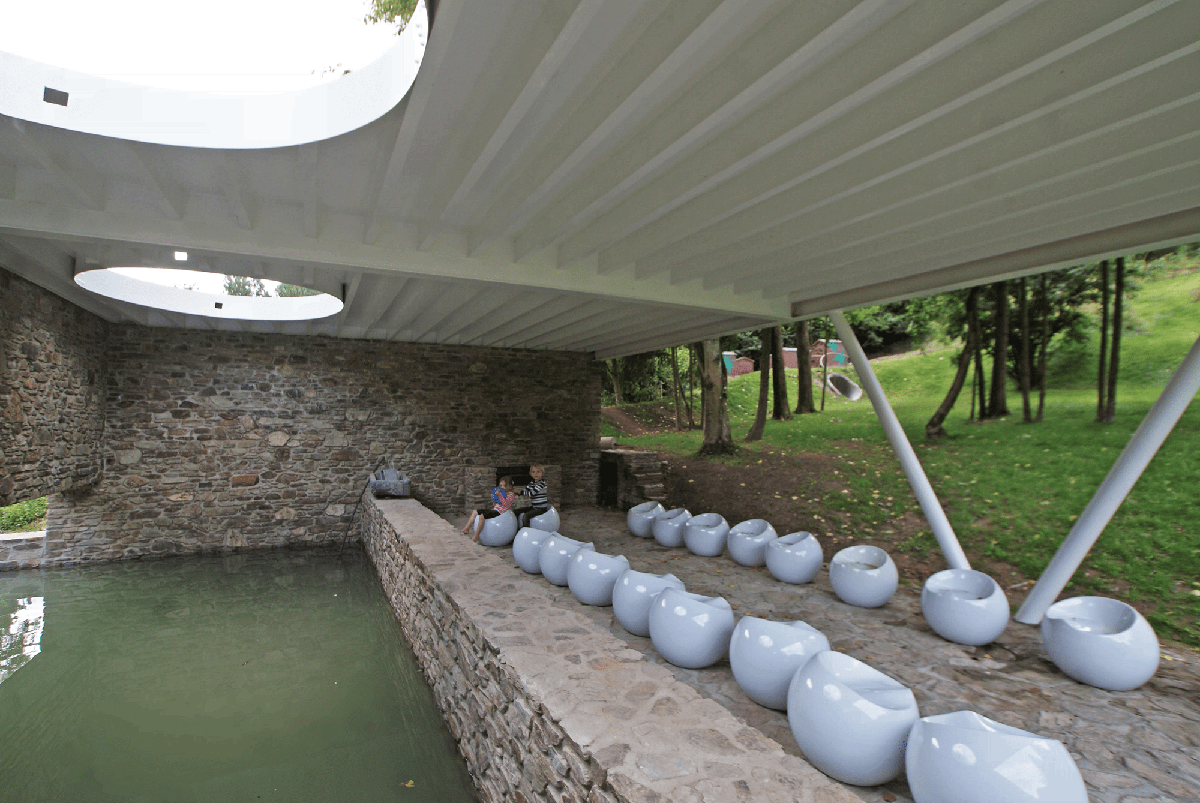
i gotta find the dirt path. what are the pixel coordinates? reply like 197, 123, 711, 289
600, 406, 654, 436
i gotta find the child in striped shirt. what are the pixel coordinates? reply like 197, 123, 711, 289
517, 464, 549, 529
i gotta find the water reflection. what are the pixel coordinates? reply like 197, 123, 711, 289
0, 596, 44, 684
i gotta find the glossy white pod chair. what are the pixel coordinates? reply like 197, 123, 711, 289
921, 569, 1009, 646
627, 501, 665, 537
539, 534, 594, 587
512, 527, 552, 574
829, 545, 898, 608
765, 531, 823, 584
1041, 596, 1159, 690
787, 650, 918, 786
652, 508, 691, 548
567, 550, 630, 606
728, 616, 828, 710
529, 506, 560, 532
477, 509, 519, 547
905, 710, 1088, 803
727, 519, 779, 567
648, 588, 735, 669
612, 569, 685, 637
683, 513, 730, 557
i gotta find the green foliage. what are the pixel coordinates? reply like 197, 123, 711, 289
0, 497, 47, 532
222, 275, 269, 297
275, 283, 320, 297
611, 270, 1200, 646
364, 0, 419, 32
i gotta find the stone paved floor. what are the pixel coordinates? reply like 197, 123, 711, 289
447, 508, 1199, 803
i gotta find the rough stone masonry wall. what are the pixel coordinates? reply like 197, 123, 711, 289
43, 322, 601, 566
0, 267, 108, 506
361, 496, 859, 803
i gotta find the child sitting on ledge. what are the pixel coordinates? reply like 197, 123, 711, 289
461, 476, 514, 542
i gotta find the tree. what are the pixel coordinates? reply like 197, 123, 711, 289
223, 275, 269, 296
987, 280, 1010, 417
1096, 259, 1110, 421
276, 283, 319, 297
745, 328, 773, 441
364, 0, 420, 32
926, 287, 980, 438
793, 321, 816, 414
1017, 277, 1033, 423
697, 340, 735, 455
770, 325, 791, 420
1101, 257, 1125, 422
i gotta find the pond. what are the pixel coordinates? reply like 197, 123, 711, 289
0, 547, 476, 803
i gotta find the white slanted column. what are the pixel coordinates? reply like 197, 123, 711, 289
1016, 334, 1200, 625
829, 311, 970, 571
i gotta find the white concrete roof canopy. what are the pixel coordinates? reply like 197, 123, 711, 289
1, 0, 1198, 358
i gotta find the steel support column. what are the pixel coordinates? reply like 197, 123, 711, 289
829, 310, 970, 570
1015, 333, 1200, 625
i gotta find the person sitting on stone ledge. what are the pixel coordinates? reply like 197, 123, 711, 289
461, 476, 515, 542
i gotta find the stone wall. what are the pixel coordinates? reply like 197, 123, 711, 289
0, 268, 108, 506
599, 449, 666, 510
44, 324, 601, 565
360, 496, 860, 803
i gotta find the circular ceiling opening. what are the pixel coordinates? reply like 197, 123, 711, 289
75, 267, 343, 321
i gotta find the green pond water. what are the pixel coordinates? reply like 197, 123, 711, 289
0, 547, 477, 803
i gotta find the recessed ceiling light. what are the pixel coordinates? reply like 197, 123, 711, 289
174, 251, 187, 261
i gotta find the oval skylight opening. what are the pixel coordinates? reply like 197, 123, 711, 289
75, 267, 343, 321
0, 0, 428, 148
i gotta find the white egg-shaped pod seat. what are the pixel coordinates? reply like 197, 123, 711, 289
539, 535, 595, 587
906, 710, 1088, 803
648, 588, 735, 669
728, 616, 828, 710
683, 513, 730, 557
529, 506, 560, 532
828, 545, 898, 608
1041, 596, 1160, 691
477, 509, 519, 547
921, 569, 1009, 646
612, 569, 685, 637
726, 519, 779, 567
627, 501, 666, 537
765, 531, 824, 584
512, 527, 552, 574
567, 550, 631, 606
652, 508, 692, 548
787, 650, 918, 786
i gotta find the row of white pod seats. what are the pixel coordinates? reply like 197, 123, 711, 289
628, 501, 1161, 690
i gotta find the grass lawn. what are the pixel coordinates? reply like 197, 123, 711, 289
614, 269, 1200, 647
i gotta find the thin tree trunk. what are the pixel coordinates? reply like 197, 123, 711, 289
607, 359, 623, 406
1036, 273, 1048, 422
1018, 277, 1033, 423
1103, 257, 1124, 422
684, 344, 697, 427
670, 347, 683, 431
927, 287, 980, 437
770, 325, 791, 420
794, 321, 816, 414
698, 339, 735, 455
745, 328, 773, 441
1096, 259, 1109, 421
988, 280, 1010, 417
971, 294, 987, 420
820, 341, 828, 411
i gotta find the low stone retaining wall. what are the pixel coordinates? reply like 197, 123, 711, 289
361, 496, 859, 803
0, 532, 44, 571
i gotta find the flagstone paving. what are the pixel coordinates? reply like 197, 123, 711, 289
449, 507, 1199, 803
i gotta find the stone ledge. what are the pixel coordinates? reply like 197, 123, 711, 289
362, 496, 858, 803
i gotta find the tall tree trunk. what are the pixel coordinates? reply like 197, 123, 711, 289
820, 339, 829, 411
771, 325, 792, 420
794, 321, 816, 414
1036, 273, 1049, 422
670, 347, 683, 431
1103, 257, 1124, 423
988, 280, 1010, 417
684, 344, 697, 427
927, 286, 981, 437
697, 339, 735, 455
971, 293, 987, 420
1096, 259, 1109, 421
1018, 277, 1033, 423
745, 329, 773, 441
607, 358, 624, 406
